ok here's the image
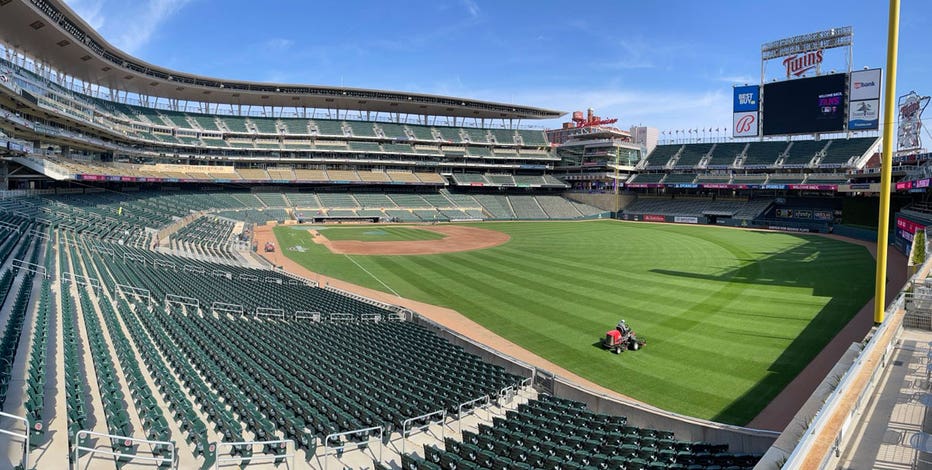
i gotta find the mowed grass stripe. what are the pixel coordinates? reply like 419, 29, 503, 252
319, 226, 445, 242
274, 220, 874, 424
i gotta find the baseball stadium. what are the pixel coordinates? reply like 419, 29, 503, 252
0, 1, 928, 469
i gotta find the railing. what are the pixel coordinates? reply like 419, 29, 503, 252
457, 395, 491, 434
323, 426, 383, 470
72, 430, 174, 470
61, 271, 101, 290
401, 410, 445, 456
210, 301, 245, 316
212, 439, 294, 470
0, 412, 29, 470
254, 307, 285, 320
781, 293, 905, 469
114, 283, 152, 304
165, 294, 199, 309
294, 310, 321, 321
11, 259, 49, 278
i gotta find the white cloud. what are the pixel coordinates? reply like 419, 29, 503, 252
263, 38, 295, 51
63, 0, 192, 54
66, 0, 106, 30
114, 0, 192, 54
461, 0, 480, 18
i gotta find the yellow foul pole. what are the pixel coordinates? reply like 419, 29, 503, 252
874, 0, 901, 324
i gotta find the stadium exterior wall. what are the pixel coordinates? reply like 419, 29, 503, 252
412, 314, 779, 455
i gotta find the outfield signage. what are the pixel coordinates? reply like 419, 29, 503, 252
897, 217, 926, 243
788, 184, 838, 191
896, 178, 931, 191
733, 112, 759, 138
734, 85, 760, 112
674, 216, 699, 224
848, 68, 881, 131
849, 69, 881, 101
643, 214, 666, 222
733, 85, 761, 138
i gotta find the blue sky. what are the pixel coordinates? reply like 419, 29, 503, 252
63, 0, 930, 132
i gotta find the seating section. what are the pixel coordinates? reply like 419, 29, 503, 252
624, 198, 773, 220
641, 145, 681, 168
673, 143, 712, 168
172, 216, 238, 260
782, 141, 826, 166
705, 143, 746, 167
821, 137, 876, 166
628, 173, 665, 184
412, 395, 761, 470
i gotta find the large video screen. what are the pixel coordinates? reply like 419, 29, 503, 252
762, 73, 847, 135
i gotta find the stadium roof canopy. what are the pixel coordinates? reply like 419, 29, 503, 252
0, 0, 564, 120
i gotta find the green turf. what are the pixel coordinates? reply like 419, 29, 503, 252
274, 220, 874, 425
317, 226, 446, 242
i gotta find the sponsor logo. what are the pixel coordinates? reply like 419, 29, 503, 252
853, 81, 876, 89
737, 93, 756, 107
782, 49, 823, 77
851, 100, 875, 117
736, 114, 755, 133
643, 214, 665, 222
733, 85, 760, 112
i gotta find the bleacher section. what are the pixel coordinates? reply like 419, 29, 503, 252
0, 58, 564, 191
781, 140, 825, 167
624, 197, 773, 220
705, 142, 746, 168
673, 143, 712, 168
411, 395, 760, 470
741, 142, 786, 167
821, 137, 876, 166
641, 145, 681, 169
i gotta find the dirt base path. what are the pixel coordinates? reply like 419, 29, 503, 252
256, 223, 906, 431
310, 225, 510, 255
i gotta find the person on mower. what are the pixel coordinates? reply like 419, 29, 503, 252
616, 320, 629, 336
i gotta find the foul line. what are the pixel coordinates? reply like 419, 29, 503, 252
343, 254, 401, 297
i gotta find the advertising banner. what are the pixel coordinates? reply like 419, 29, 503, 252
849, 69, 882, 101
848, 99, 879, 130
643, 214, 666, 222
733, 111, 759, 138
674, 216, 699, 224
733, 85, 760, 112
897, 217, 926, 242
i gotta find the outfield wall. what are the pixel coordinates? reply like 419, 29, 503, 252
412, 314, 780, 455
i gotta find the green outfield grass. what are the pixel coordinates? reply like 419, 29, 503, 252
273, 220, 874, 425
314, 226, 446, 242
